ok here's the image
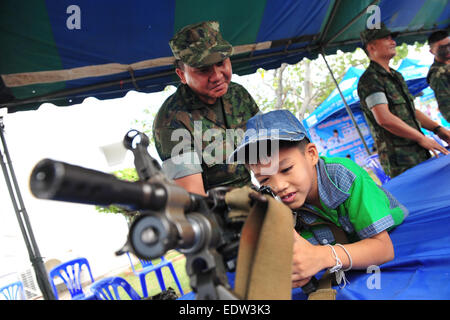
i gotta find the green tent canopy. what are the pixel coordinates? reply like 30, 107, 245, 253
1, 0, 448, 113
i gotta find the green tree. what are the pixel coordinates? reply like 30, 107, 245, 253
95, 167, 140, 223
253, 42, 425, 119
254, 48, 369, 119
131, 85, 176, 143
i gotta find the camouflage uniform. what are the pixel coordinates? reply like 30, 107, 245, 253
153, 82, 259, 190
427, 60, 450, 122
358, 60, 430, 178
153, 21, 259, 191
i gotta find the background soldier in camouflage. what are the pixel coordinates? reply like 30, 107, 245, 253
357, 24, 450, 178
153, 21, 260, 195
427, 30, 450, 122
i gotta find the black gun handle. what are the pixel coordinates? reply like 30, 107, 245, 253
301, 276, 319, 295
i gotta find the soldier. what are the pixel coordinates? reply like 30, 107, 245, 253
357, 24, 450, 178
427, 30, 450, 122
153, 21, 260, 195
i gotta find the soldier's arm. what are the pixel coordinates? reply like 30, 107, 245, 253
415, 109, 442, 131
174, 173, 207, 196
416, 109, 450, 144
371, 104, 449, 156
154, 118, 208, 195
371, 103, 425, 140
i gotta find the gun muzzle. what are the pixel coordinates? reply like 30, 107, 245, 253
29, 158, 167, 211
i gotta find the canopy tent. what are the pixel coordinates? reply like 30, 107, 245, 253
420, 86, 436, 102
303, 58, 434, 164
305, 58, 433, 128
304, 66, 365, 129
0, 0, 449, 300
304, 67, 375, 165
1, 0, 449, 113
397, 57, 434, 95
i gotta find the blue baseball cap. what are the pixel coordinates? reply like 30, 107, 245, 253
229, 110, 309, 163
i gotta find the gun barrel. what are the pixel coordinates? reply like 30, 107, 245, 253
29, 158, 167, 210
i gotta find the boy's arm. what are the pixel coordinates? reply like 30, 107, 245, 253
320, 230, 394, 270
292, 230, 394, 286
292, 163, 405, 287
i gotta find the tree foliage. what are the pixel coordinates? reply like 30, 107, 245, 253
252, 42, 425, 119
131, 85, 175, 144
95, 167, 140, 223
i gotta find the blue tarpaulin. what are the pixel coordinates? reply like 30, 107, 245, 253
335, 153, 450, 299
180, 153, 450, 300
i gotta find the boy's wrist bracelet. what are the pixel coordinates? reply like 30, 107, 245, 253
327, 244, 342, 273
335, 244, 352, 271
326, 244, 351, 289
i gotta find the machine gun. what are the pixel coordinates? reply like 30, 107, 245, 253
29, 129, 319, 299
29, 129, 247, 300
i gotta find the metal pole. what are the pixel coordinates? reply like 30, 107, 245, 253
323, 0, 379, 47
0, 117, 56, 300
320, 51, 371, 155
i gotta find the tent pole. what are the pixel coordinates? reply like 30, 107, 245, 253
0, 117, 55, 300
320, 51, 371, 155
324, 0, 379, 47
317, 0, 341, 44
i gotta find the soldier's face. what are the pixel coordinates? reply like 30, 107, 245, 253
176, 58, 232, 105
369, 36, 397, 60
250, 144, 319, 210
430, 37, 450, 61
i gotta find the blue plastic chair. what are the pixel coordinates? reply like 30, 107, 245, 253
48, 257, 96, 300
0, 281, 25, 300
365, 154, 391, 184
90, 276, 141, 300
126, 252, 184, 298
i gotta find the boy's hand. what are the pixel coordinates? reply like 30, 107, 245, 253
292, 276, 312, 288
292, 230, 330, 288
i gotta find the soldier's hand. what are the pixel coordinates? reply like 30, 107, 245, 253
417, 135, 449, 157
437, 127, 450, 145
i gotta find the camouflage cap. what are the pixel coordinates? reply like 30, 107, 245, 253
360, 23, 399, 47
169, 21, 233, 68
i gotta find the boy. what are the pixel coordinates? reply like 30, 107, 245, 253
229, 110, 408, 288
